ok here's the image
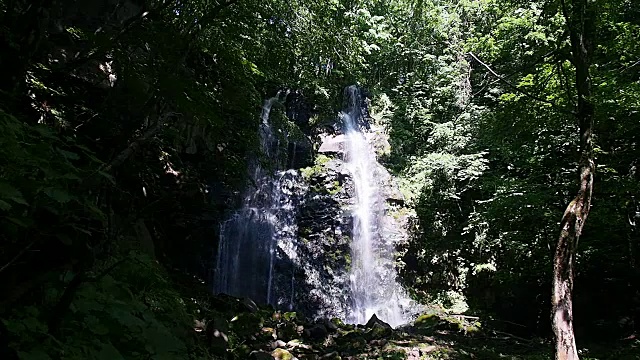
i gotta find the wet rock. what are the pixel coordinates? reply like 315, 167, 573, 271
373, 164, 404, 203
288, 137, 314, 169
363, 314, 393, 340
293, 157, 353, 321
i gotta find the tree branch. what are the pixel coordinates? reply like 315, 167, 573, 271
467, 52, 573, 114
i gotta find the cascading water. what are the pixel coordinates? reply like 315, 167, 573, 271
342, 86, 410, 327
215, 87, 415, 326
214, 93, 305, 306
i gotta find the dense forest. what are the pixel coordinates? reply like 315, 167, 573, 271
1, 0, 639, 359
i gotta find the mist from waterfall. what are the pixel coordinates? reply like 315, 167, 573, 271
342, 86, 409, 327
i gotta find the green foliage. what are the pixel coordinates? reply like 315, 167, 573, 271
354, 0, 640, 343
301, 154, 333, 180
0, 0, 639, 356
3, 253, 204, 359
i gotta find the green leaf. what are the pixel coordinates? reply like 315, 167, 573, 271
5, 216, 33, 228
97, 343, 124, 360
91, 323, 110, 336
86, 203, 107, 221
57, 234, 73, 245
98, 171, 116, 185
43, 188, 73, 203
32, 126, 57, 140
18, 350, 52, 360
56, 148, 80, 160
62, 173, 82, 181
71, 224, 93, 235
0, 200, 11, 211
0, 182, 28, 206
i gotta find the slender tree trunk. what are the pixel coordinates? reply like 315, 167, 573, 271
552, 1, 594, 359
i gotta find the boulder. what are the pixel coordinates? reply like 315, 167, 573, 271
365, 314, 392, 329
320, 318, 339, 332
305, 324, 329, 340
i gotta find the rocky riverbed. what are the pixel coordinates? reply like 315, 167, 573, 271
198, 294, 553, 360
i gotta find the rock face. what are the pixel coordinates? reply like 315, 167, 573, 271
293, 158, 353, 320
289, 126, 418, 324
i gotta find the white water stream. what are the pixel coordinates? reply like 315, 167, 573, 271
342, 86, 409, 327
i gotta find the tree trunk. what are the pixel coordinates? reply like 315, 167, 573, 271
552, 1, 594, 359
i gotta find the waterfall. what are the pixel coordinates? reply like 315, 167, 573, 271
342, 86, 409, 327
214, 93, 305, 306
215, 87, 415, 326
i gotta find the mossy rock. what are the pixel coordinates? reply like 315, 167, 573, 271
272, 348, 294, 360
330, 317, 346, 329
463, 321, 482, 336
365, 323, 393, 340
436, 316, 465, 332
415, 313, 440, 327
